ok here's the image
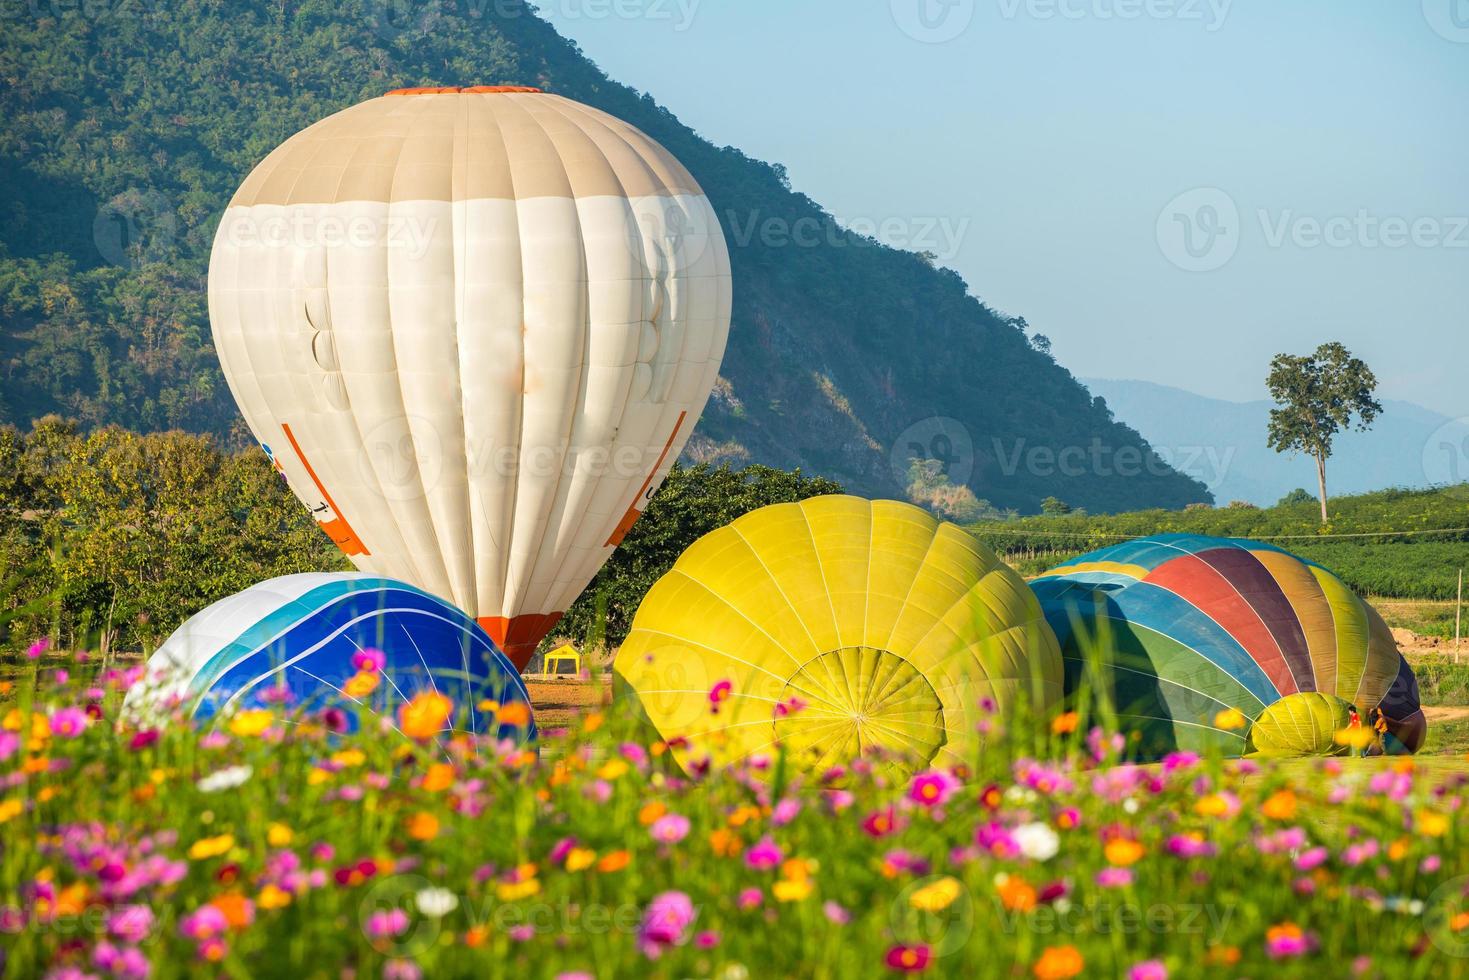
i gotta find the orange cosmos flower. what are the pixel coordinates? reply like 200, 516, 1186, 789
1104, 838, 1146, 866
406, 811, 440, 841
399, 692, 454, 739
597, 850, 631, 873
1260, 789, 1298, 821
1033, 945, 1084, 980
497, 702, 531, 727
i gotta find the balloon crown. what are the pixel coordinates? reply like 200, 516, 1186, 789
384, 85, 543, 96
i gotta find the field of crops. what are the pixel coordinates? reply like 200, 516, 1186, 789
972, 486, 1469, 601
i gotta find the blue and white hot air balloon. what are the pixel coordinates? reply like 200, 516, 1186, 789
125, 573, 534, 740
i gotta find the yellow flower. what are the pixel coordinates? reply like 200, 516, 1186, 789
772, 877, 813, 902
476, 699, 500, 714
1213, 708, 1247, 731
583, 712, 605, 733
597, 759, 629, 780
1334, 726, 1375, 750
267, 823, 294, 847
909, 876, 962, 912
638, 802, 668, 825
0, 799, 23, 824
307, 769, 330, 786
228, 710, 274, 738
1417, 810, 1450, 837
342, 671, 380, 698
188, 834, 236, 860
496, 878, 541, 901
708, 828, 743, 858
406, 812, 440, 841
1261, 790, 1298, 821
258, 883, 292, 909
331, 748, 366, 768
1194, 794, 1232, 817
565, 848, 597, 872
421, 763, 455, 792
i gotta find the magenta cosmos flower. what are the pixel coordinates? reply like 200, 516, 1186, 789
907, 770, 960, 808
638, 891, 697, 959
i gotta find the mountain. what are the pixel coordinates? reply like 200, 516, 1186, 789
0, 0, 1209, 515
1082, 378, 1467, 506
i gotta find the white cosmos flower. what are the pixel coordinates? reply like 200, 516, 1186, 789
415, 886, 459, 918
1013, 822, 1060, 862
197, 765, 253, 793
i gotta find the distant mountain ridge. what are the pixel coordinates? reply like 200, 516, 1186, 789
1082, 378, 1466, 506
0, 0, 1208, 514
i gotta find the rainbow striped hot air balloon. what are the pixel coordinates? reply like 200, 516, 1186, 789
125, 574, 534, 741
1030, 535, 1425, 759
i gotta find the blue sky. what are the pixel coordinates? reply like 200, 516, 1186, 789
540, 0, 1468, 419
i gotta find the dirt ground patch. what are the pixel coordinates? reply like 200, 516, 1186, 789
526, 678, 611, 729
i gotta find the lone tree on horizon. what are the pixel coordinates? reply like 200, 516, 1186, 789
1266, 342, 1382, 524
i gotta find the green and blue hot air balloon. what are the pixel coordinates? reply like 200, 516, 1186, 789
1030, 535, 1425, 759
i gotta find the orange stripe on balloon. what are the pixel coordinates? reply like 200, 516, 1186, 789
282, 423, 369, 557
605, 411, 686, 547
480, 613, 564, 672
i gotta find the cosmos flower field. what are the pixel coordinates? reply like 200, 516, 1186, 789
1, 649, 1467, 979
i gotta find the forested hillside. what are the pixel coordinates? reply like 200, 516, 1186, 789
0, 0, 1209, 513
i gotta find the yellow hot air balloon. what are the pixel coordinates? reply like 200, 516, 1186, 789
208, 86, 732, 668
614, 496, 1063, 774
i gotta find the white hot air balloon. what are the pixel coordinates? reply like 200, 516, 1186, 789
209, 86, 733, 667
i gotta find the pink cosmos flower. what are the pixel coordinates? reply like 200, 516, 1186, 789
823, 901, 851, 924
772, 798, 802, 826
907, 770, 960, 808
638, 891, 696, 959
737, 887, 763, 910
1096, 867, 1134, 888
695, 931, 721, 948
49, 707, 89, 738
1129, 960, 1167, 980
708, 680, 733, 713
107, 905, 155, 943
127, 730, 159, 752
179, 904, 229, 940
384, 960, 423, 980
26, 638, 50, 659
365, 908, 410, 939
650, 814, 691, 845
0, 732, 19, 762
744, 836, 783, 870
352, 648, 386, 673
1294, 847, 1329, 871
